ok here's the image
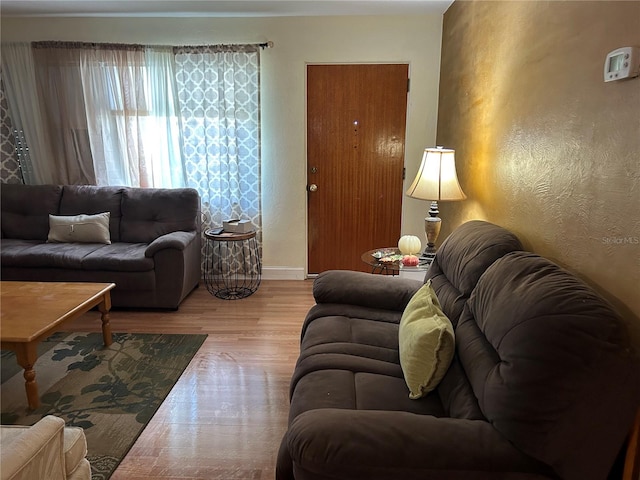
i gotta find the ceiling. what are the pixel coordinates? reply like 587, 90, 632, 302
1, 1, 453, 18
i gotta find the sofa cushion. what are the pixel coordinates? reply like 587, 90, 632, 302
312, 270, 421, 312
120, 188, 199, 243
399, 280, 455, 399
67, 459, 91, 480
293, 275, 416, 392
0, 266, 156, 293
457, 251, 640, 480
1, 184, 62, 240
0, 240, 153, 272
299, 341, 399, 367
47, 213, 111, 244
0, 239, 42, 266
62, 426, 88, 477
426, 220, 523, 327
59, 185, 124, 242
290, 351, 405, 396
424, 220, 523, 421
1, 242, 105, 269
301, 307, 401, 354
289, 369, 445, 422
81, 243, 154, 272
434, 357, 485, 420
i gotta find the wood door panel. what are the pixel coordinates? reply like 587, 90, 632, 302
307, 64, 408, 274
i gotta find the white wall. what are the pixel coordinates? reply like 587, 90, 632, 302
1, 14, 443, 278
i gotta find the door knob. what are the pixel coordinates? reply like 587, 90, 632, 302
307, 184, 318, 192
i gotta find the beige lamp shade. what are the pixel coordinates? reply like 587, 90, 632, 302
406, 147, 466, 201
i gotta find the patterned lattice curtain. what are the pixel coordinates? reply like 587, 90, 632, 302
0, 78, 22, 184
174, 45, 262, 246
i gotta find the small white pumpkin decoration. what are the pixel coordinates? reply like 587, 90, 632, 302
398, 235, 422, 255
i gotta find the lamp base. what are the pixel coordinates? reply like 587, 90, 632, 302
424, 201, 441, 256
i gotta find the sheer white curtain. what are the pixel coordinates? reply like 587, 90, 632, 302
145, 48, 186, 187
1, 43, 55, 184
174, 45, 261, 237
80, 46, 185, 187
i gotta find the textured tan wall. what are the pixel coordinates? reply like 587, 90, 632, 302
437, 1, 640, 344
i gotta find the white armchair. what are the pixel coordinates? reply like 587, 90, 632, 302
0, 415, 90, 480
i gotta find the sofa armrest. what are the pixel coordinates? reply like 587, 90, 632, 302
145, 231, 197, 258
312, 270, 422, 312
286, 409, 551, 478
1, 415, 67, 480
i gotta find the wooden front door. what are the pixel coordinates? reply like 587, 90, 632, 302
307, 64, 409, 274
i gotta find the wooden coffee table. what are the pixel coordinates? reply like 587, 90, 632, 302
0, 281, 116, 409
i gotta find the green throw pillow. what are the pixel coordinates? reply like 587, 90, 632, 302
399, 280, 455, 399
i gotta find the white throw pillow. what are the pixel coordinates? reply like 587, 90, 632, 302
47, 212, 111, 244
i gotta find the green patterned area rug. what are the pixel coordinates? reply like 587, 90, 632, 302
1, 332, 207, 480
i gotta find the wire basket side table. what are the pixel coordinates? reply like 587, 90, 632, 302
204, 229, 262, 300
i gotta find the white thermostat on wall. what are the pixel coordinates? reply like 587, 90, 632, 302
604, 46, 639, 82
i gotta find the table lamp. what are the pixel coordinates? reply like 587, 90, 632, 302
405, 146, 466, 258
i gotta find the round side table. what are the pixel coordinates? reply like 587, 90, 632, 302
204, 229, 262, 300
361, 248, 433, 276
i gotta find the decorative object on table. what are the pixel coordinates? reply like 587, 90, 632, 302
1, 332, 207, 480
397, 235, 422, 255
222, 219, 254, 233
398, 235, 422, 266
405, 147, 466, 257
371, 248, 397, 260
371, 249, 403, 264
401, 255, 420, 267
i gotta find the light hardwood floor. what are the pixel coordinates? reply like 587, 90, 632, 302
67, 280, 316, 480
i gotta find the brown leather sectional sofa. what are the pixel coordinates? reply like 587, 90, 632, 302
1, 183, 201, 309
277, 220, 639, 480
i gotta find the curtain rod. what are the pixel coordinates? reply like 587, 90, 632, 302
32, 40, 274, 50
174, 41, 274, 52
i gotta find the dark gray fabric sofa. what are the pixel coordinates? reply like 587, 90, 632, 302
277, 220, 640, 480
1, 183, 201, 309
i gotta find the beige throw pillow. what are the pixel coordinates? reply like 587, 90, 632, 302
399, 280, 455, 399
47, 212, 111, 244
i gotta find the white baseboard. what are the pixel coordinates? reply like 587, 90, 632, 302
262, 267, 306, 280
